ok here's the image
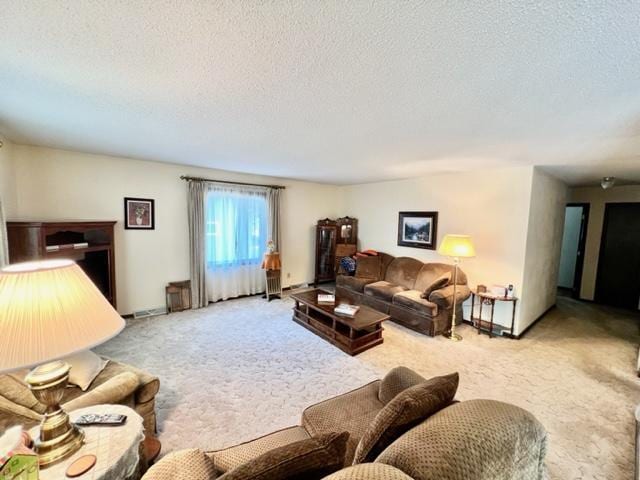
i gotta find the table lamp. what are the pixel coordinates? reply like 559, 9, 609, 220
438, 234, 476, 342
0, 259, 125, 467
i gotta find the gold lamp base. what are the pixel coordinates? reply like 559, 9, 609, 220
443, 331, 463, 341
25, 361, 85, 468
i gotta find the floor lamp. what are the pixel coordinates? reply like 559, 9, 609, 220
0, 259, 125, 467
438, 234, 476, 342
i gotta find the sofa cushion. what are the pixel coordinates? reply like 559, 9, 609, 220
378, 367, 427, 405
352, 373, 459, 464
322, 463, 414, 480
364, 281, 408, 302
144, 448, 217, 480
392, 291, 439, 316
337, 275, 377, 293
355, 256, 382, 279
209, 426, 311, 474
376, 400, 547, 480
302, 380, 384, 465
218, 431, 349, 480
384, 258, 424, 290
413, 263, 467, 293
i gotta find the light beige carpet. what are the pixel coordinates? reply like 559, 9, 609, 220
97, 295, 639, 479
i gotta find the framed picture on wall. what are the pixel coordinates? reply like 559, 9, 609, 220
124, 197, 155, 230
397, 211, 438, 249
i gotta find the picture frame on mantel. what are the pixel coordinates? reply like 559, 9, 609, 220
124, 197, 155, 230
397, 211, 438, 249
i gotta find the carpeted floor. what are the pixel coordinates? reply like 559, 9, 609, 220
97, 294, 640, 479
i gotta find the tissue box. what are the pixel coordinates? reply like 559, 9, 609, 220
0, 427, 38, 480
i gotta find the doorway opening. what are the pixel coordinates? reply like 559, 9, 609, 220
557, 203, 589, 299
595, 202, 640, 310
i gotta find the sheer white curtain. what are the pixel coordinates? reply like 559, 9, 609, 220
204, 184, 268, 302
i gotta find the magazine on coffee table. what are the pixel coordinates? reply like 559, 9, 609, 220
334, 303, 360, 317
317, 294, 335, 304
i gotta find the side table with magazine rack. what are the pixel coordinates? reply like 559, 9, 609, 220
470, 290, 518, 338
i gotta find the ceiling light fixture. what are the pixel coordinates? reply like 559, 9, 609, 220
601, 177, 616, 190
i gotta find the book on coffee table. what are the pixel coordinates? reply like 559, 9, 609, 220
334, 303, 360, 317
317, 294, 335, 304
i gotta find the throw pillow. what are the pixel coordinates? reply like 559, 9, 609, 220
66, 350, 109, 391
7, 350, 109, 392
421, 273, 451, 299
219, 432, 349, 480
352, 373, 459, 464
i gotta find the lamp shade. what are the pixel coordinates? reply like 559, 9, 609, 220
0, 259, 125, 373
438, 234, 476, 258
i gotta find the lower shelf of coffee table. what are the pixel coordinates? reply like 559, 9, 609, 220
292, 307, 383, 355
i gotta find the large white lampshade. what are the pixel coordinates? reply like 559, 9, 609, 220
0, 259, 125, 372
0, 259, 125, 466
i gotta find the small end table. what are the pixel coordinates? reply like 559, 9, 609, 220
470, 290, 518, 338
261, 252, 282, 301
29, 404, 146, 480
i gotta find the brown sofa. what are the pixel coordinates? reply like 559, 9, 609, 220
142, 367, 547, 480
336, 253, 471, 336
0, 356, 160, 435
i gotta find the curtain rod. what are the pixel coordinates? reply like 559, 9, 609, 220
180, 175, 286, 190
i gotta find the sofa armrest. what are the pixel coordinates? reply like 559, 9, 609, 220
429, 284, 471, 309
143, 449, 217, 480
63, 371, 139, 411
207, 426, 309, 474
101, 358, 160, 404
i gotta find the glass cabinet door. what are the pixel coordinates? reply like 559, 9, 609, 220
317, 226, 336, 279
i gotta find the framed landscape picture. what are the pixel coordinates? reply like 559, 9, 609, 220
124, 197, 155, 230
397, 211, 438, 249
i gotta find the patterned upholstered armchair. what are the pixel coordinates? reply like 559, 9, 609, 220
0, 357, 159, 435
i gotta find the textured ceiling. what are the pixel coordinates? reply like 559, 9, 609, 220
1, 1, 639, 186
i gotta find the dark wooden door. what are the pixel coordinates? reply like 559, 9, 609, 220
595, 203, 640, 310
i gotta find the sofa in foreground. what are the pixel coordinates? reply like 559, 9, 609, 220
337, 253, 472, 336
143, 367, 547, 480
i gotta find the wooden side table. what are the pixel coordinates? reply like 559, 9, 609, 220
470, 290, 518, 338
30, 404, 146, 480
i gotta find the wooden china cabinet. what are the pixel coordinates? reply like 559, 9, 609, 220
7, 221, 118, 308
314, 216, 358, 285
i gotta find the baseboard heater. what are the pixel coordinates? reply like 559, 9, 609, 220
132, 307, 167, 319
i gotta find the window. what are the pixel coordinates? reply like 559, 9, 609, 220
204, 189, 267, 268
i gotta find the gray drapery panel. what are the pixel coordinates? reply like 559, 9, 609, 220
0, 198, 8, 268
267, 188, 281, 251
187, 181, 208, 308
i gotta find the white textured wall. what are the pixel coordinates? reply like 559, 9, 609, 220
341, 166, 534, 331
570, 185, 640, 300
0, 137, 16, 216
9, 145, 343, 314
519, 168, 568, 332
557, 206, 582, 288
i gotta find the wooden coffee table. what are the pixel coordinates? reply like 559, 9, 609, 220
291, 289, 389, 355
